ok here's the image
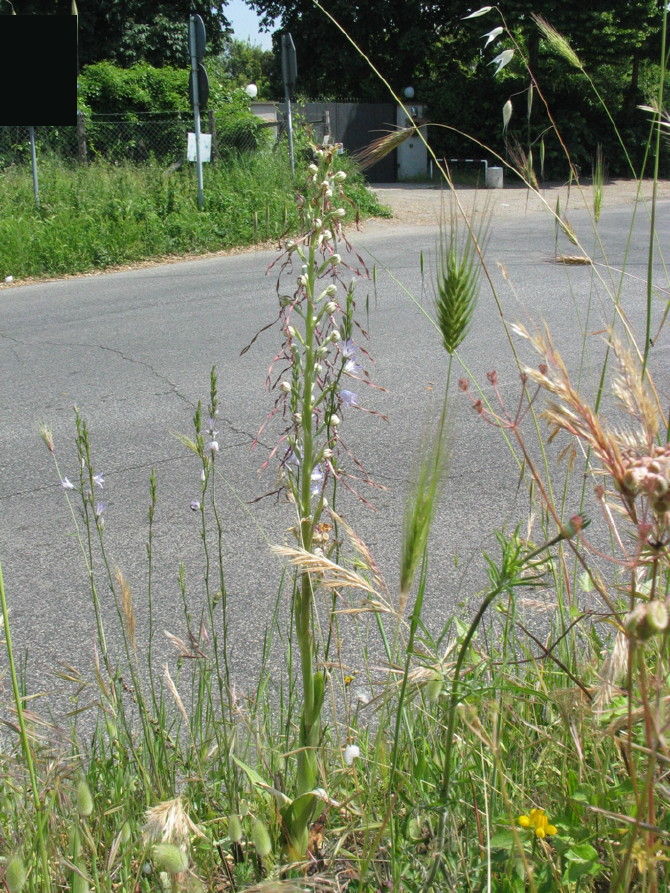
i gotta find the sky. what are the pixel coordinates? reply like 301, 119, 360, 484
226, 0, 277, 51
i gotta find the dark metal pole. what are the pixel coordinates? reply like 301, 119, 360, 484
189, 15, 204, 210
285, 89, 295, 176
28, 127, 40, 209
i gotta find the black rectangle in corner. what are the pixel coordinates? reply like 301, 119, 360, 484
0, 16, 78, 126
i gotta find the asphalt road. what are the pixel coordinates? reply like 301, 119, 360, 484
1, 197, 669, 703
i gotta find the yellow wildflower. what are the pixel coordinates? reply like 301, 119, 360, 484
517, 808, 558, 838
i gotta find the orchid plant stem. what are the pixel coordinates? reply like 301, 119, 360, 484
296, 229, 319, 797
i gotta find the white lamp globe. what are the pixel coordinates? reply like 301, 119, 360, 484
403, 86, 415, 99
245, 83, 259, 99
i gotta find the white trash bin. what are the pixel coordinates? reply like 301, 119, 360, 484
485, 166, 504, 189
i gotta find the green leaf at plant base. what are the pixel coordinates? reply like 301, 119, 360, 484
562, 843, 602, 883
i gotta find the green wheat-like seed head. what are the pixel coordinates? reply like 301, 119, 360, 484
435, 221, 482, 355
400, 423, 446, 603
532, 14, 583, 70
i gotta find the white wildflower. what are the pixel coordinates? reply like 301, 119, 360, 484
343, 744, 360, 766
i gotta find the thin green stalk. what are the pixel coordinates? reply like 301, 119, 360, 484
0, 563, 52, 892
643, 4, 668, 376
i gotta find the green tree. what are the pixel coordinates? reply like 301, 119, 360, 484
213, 37, 275, 98
246, 0, 665, 175
1, 1, 231, 68
248, 0, 447, 99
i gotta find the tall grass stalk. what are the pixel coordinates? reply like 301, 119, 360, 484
0, 563, 52, 892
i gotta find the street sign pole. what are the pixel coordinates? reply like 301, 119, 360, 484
28, 126, 40, 209
189, 14, 205, 210
285, 86, 295, 177
281, 34, 297, 177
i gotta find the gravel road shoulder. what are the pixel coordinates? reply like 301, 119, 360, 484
362, 179, 670, 230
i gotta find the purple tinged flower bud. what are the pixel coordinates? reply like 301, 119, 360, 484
61, 477, 75, 490
325, 301, 337, 314
92, 472, 105, 489
279, 381, 292, 393
330, 330, 342, 342
207, 440, 219, 453
298, 274, 308, 287
313, 217, 322, 228
330, 414, 341, 427
190, 500, 200, 512
287, 325, 297, 338
322, 448, 334, 458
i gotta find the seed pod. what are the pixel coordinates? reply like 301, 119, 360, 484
625, 601, 669, 641
5, 856, 27, 893
251, 819, 272, 858
228, 814, 243, 843
76, 779, 94, 817
152, 843, 188, 875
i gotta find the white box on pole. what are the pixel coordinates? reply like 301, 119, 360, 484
187, 132, 212, 162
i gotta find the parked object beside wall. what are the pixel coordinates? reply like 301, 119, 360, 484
396, 104, 427, 181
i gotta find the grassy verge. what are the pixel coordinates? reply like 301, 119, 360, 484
0, 149, 388, 282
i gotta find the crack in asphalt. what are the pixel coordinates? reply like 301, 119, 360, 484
0, 331, 267, 448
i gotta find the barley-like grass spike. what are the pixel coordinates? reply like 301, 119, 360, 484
435, 220, 482, 355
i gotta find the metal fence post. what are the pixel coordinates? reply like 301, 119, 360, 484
28, 126, 40, 209
76, 111, 87, 164
208, 108, 217, 163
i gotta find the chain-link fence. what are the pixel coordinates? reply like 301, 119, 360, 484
0, 110, 275, 167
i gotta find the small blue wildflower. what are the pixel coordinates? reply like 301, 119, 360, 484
310, 465, 325, 498
339, 389, 358, 407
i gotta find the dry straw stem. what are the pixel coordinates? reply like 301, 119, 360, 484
271, 545, 377, 594
328, 509, 386, 595
163, 663, 190, 726
114, 568, 135, 650
514, 323, 664, 492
